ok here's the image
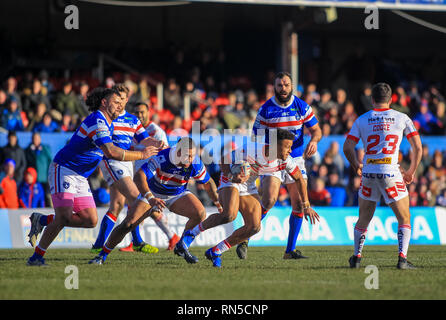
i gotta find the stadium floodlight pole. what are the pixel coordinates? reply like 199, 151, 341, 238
184, 93, 191, 121
291, 32, 298, 95
280, 22, 292, 75
156, 83, 164, 111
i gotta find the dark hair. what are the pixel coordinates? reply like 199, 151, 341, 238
275, 128, 295, 142
86, 87, 119, 112
134, 101, 149, 110
43, 111, 52, 118
275, 71, 292, 83
176, 137, 197, 151
8, 130, 16, 138
112, 83, 130, 96
371, 83, 392, 104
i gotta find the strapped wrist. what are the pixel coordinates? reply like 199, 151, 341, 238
144, 192, 154, 201
301, 201, 310, 210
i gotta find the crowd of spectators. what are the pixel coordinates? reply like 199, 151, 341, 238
1, 66, 446, 209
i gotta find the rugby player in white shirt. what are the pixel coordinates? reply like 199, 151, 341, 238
343, 82, 422, 269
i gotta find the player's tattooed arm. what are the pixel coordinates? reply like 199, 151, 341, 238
290, 169, 320, 224
133, 168, 166, 211
140, 136, 167, 150
304, 123, 322, 159
203, 178, 223, 213
100, 143, 158, 161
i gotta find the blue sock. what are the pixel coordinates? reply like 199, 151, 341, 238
30, 246, 46, 260
99, 246, 112, 261
132, 225, 144, 246
182, 230, 195, 248
286, 211, 303, 253
93, 212, 116, 249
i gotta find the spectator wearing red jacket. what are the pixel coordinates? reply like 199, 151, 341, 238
309, 178, 332, 206
0, 159, 19, 209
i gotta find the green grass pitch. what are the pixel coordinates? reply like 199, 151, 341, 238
1, 245, 445, 300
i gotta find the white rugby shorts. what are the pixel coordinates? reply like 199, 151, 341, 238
218, 174, 258, 196
261, 156, 307, 185
49, 162, 91, 196
147, 190, 192, 209
99, 159, 134, 186
359, 171, 408, 204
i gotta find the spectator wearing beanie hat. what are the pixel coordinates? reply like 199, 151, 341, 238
18, 167, 45, 208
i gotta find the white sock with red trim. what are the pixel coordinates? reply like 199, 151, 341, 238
190, 222, 205, 237
354, 226, 367, 257
212, 240, 231, 255
398, 224, 411, 258
154, 213, 174, 239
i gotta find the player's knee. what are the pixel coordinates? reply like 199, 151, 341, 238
111, 202, 125, 215
85, 215, 98, 228
262, 198, 276, 211
248, 223, 261, 236
220, 213, 237, 224
197, 210, 206, 222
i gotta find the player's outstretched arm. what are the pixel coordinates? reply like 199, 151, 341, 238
100, 143, 159, 162
290, 169, 320, 224
202, 179, 223, 213
404, 134, 422, 184
140, 136, 168, 150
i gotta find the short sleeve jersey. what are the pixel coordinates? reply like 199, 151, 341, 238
54, 110, 114, 177
252, 95, 318, 157
141, 147, 210, 196
347, 108, 419, 174
105, 111, 148, 154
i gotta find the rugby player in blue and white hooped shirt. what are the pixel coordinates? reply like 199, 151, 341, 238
26, 87, 161, 266
130, 101, 181, 251
238, 72, 322, 260
91, 86, 168, 255
89, 137, 222, 265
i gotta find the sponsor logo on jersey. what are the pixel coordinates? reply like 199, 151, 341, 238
362, 172, 395, 179
367, 116, 395, 125
366, 157, 391, 164
96, 131, 109, 138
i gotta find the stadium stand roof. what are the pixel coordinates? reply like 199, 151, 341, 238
79, 0, 446, 11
